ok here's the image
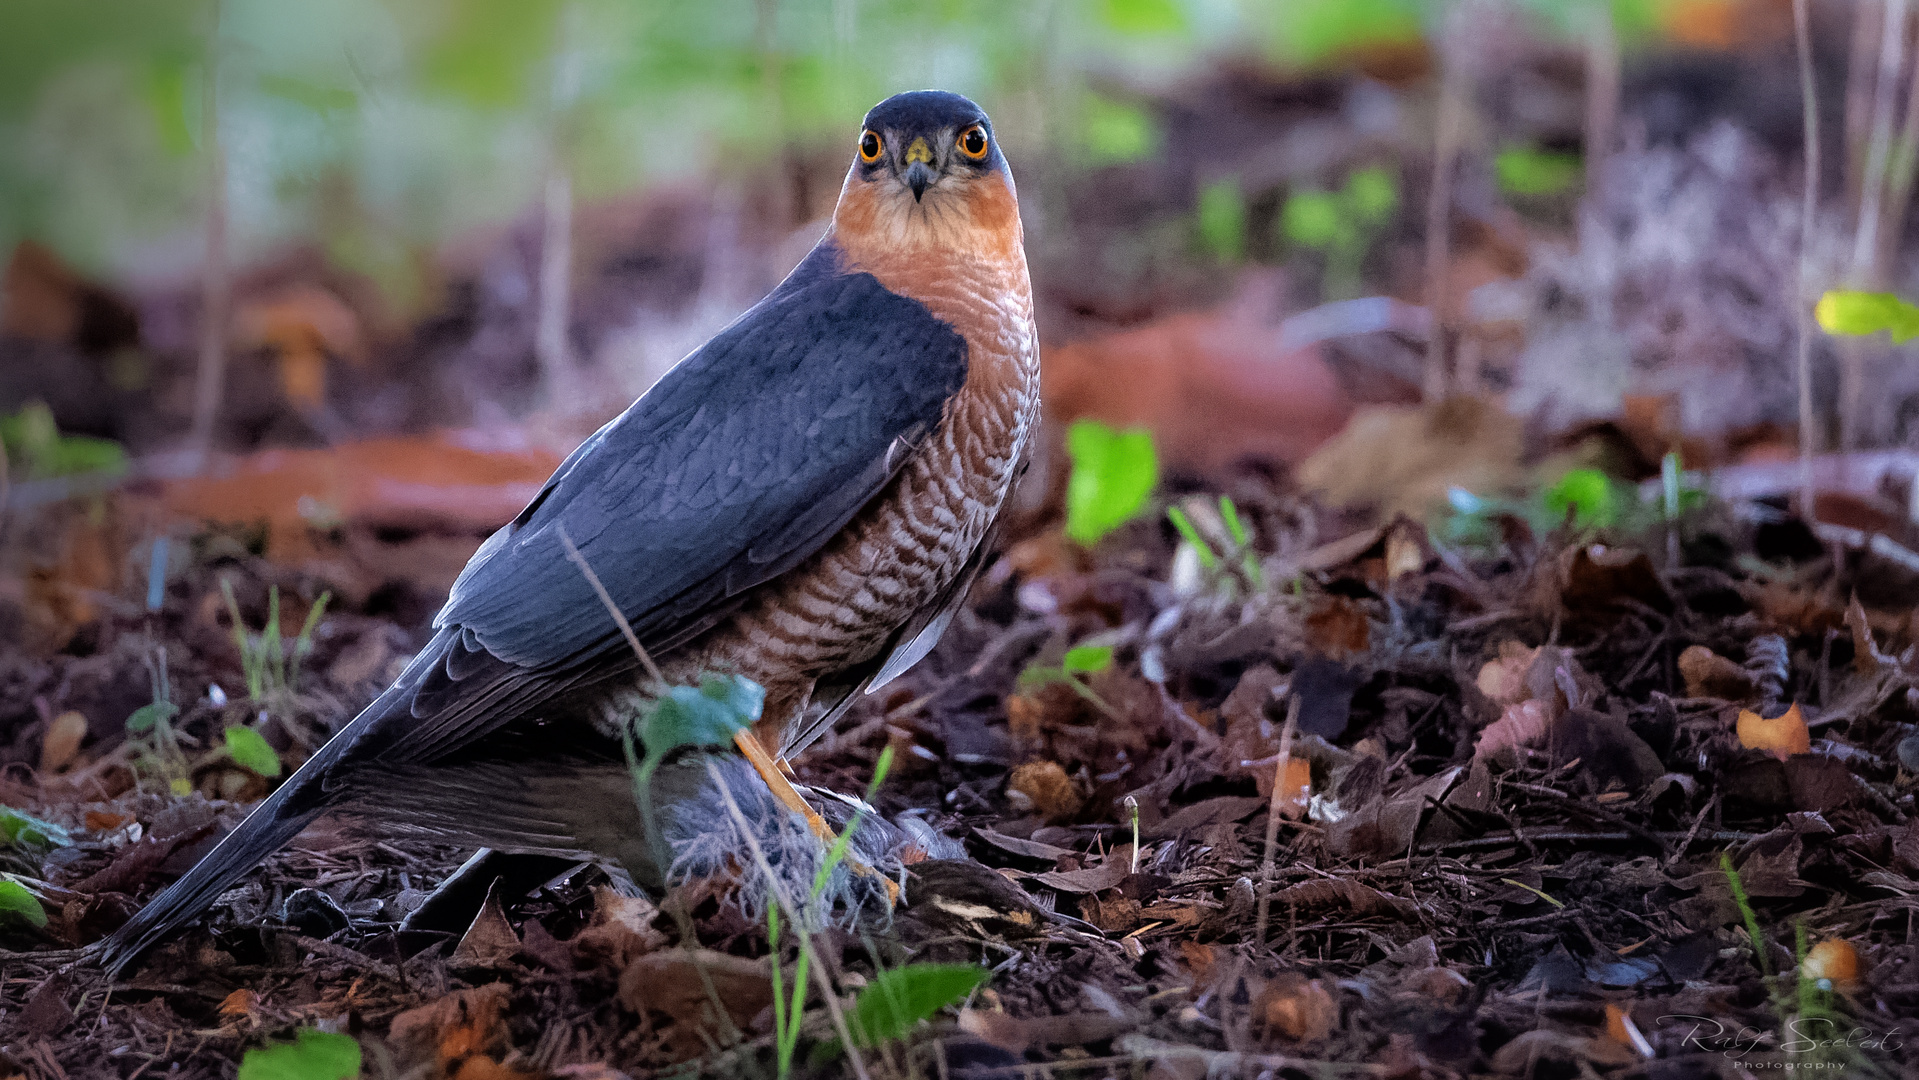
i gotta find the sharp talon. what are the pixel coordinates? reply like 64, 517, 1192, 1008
733, 732, 900, 904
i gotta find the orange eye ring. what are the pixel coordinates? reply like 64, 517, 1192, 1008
858, 130, 883, 163
957, 124, 988, 160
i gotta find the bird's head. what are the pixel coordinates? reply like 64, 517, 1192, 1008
833, 90, 1020, 257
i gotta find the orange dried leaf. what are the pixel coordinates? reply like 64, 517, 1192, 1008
1736, 703, 1810, 761
1800, 938, 1861, 987
1275, 757, 1312, 819
218, 988, 258, 1018
1679, 645, 1756, 700
83, 810, 132, 832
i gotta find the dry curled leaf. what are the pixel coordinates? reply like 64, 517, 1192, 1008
1679, 645, 1756, 700
1475, 643, 1539, 707
1007, 760, 1084, 820
1800, 939, 1861, 988
1737, 703, 1810, 761
39, 710, 87, 773
1253, 973, 1336, 1042
1474, 699, 1552, 760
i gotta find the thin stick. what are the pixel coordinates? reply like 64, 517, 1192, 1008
705, 762, 873, 1080
1876, 16, 1919, 280
1845, 0, 1884, 207
186, 1, 229, 471
556, 523, 665, 685
1253, 694, 1301, 947
1842, 0, 1911, 451
1795, 0, 1822, 515
1582, 1, 1619, 202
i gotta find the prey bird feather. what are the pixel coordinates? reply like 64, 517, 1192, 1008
102, 90, 1039, 972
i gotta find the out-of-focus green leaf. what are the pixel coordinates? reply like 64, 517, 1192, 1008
1281, 189, 1347, 250
0, 403, 127, 480
1543, 469, 1618, 530
1083, 95, 1158, 165
641, 674, 763, 754
1062, 644, 1114, 674
225, 726, 283, 777
845, 963, 987, 1047
0, 808, 70, 850
1064, 420, 1159, 546
1197, 177, 1246, 263
126, 701, 179, 734
1815, 290, 1919, 343
1272, 0, 1425, 66
1495, 146, 1582, 197
1344, 166, 1398, 225
236, 1028, 362, 1080
256, 73, 356, 114
146, 60, 196, 156
1101, 0, 1186, 35
0, 879, 47, 929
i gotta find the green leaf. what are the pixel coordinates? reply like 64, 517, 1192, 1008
225, 727, 283, 778
0, 807, 69, 850
1273, 0, 1424, 65
1062, 645, 1114, 675
1543, 469, 1618, 530
1495, 147, 1582, 197
237, 1028, 362, 1080
1342, 166, 1399, 226
1166, 505, 1218, 570
846, 963, 987, 1047
1100, 0, 1187, 35
1280, 189, 1346, 250
640, 674, 763, 754
125, 701, 179, 734
1064, 420, 1159, 546
1083, 95, 1158, 165
0, 879, 47, 928
1815, 290, 1919, 343
1196, 177, 1246, 263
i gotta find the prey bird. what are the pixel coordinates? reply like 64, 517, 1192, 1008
102, 89, 1038, 972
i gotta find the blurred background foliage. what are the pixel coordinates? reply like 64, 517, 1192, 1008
0, 0, 1660, 310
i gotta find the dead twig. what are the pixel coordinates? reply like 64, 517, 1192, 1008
1254, 693, 1302, 948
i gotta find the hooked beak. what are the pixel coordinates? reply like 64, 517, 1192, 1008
903, 160, 935, 202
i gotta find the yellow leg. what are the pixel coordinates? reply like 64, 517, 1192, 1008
732, 731, 900, 904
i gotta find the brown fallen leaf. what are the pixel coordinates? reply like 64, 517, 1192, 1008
388, 983, 518, 1078
570, 886, 666, 970
1031, 847, 1134, 894
1474, 699, 1552, 760
449, 882, 521, 969
39, 710, 87, 773
1678, 645, 1757, 700
959, 1007, 1136, 1053
1475, 642, 1539, 707
1253, 973, 1336, 1042
1737, 703, 1811, 761
618, 949, 772, 1055
1275, 758, 1312, 819
1299, 396, 1524, 518
1269, 879, 1417, 919
1006, 760, 1084, 820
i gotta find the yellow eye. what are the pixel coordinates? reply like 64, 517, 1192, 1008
858, 130, 883, 163
957, 124, 988, 160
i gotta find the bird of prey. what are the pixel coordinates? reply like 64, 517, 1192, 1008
102, 89, 1038, 972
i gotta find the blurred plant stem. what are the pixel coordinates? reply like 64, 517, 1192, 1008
187, 0, 229, 471
1582, 1, 1617, 201
536, 3, 582, 414
1794, 0, 1819, 516
1422, 11, 1469, 401
1840, 0, 1910, 452
1844, 0, 1882, 209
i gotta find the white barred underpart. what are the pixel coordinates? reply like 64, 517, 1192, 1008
596, 245, 1039, 747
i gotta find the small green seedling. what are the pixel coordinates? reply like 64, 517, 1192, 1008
624, 674, 762, 877
0, 402, 126, 481
770, 745, 897, 1078
843, 963, 988, 1048
0, 807, 69, 852
1815, 289, 1919, 342
236, 1028, 361, 1080
225, 725, 283, 777
1064, 420, 1159, 546
126, 641, 191, 797
1721, 851, 1770, 976
1495, 146, 1582, 197
1281, 166, 1399, 299
1543, 469, 1618, 530
1018, 643, 1121, 721
220, 581, 332, 704
1197, 177, 1248, 263
0, 878, 48, 929
1168, 495, 1263, 593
